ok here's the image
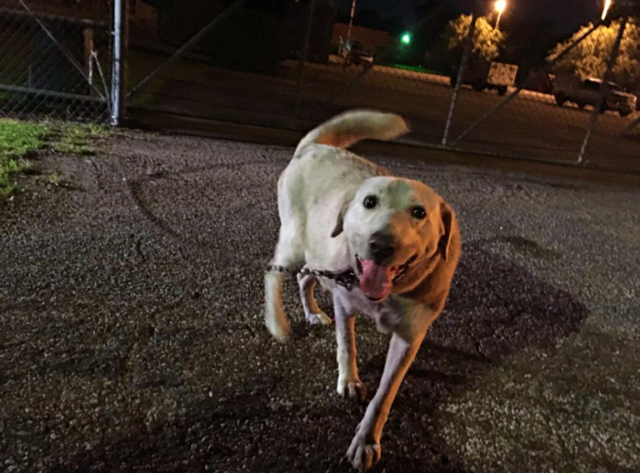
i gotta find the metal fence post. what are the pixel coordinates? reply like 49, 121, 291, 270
577, 15, 628, 163
111, 0, 128, 126
451, 21, 602, 146
442, 5, 478, 146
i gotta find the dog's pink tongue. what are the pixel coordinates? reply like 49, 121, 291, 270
360, 260, 393, 300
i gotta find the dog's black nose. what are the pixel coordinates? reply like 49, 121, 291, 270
369, 232, 395, 263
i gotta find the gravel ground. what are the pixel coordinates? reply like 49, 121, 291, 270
1, 130, 639, 473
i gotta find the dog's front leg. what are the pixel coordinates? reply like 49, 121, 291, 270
334, 293, 367, 402
265, 270, 291, 341
347, 330, 426, 470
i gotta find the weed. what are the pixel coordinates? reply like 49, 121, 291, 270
46, 172, 62, 186
52, 122, 108, 156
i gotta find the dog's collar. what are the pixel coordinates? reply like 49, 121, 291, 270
266, 252, 424, 292
266, 265, 359, 291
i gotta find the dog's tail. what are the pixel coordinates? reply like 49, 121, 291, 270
294, 109, 410, 157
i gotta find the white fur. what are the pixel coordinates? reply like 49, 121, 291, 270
265, 110, 459, 470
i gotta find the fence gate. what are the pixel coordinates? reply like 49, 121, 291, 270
0, 0, 113, 122
2, 0, 639, 173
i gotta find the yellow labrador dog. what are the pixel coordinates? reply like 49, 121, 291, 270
265, 110, 461, 470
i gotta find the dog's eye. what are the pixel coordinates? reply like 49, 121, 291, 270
411, 206, 427, 219
363, 196, 378, 209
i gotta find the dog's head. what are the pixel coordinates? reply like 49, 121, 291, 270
332, 177, 455, 302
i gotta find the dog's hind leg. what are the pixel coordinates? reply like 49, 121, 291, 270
265, 223, 304, 341
297, 271, 332, 326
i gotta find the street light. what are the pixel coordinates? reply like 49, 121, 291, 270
401, 33, 412, 45
602, 0, 612, 20
494, 0, 507, 30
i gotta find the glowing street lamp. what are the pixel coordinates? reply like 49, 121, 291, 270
602, 0, 612, 20
401, 33, 412, 45
494, 0, 507, 30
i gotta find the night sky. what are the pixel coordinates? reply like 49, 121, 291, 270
335, 0, 603, 35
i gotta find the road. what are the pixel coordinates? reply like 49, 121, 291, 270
1, 130, 639, 472
128, 51, 640, 171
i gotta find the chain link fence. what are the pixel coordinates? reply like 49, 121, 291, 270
122, 0, 640, 172
0, 0, 113, 123
442, 9, 640, 168
2, 0, 639, 172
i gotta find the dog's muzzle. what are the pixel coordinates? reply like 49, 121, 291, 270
355, 253, 417, 284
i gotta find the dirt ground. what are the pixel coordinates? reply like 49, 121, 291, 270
1, 129, 639, 472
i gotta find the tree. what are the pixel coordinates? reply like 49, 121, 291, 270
502, 18, 557, 67
547, 18, 640, 89
416, 0, 461, 48
409, 0, 461, 68
445, 14, 507, 62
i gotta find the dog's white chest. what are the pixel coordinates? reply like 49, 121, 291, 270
369, 301, 407, 334
339, 289, 407, 334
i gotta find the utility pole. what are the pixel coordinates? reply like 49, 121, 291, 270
111, 0, 128, 125
346, 0, 357, 43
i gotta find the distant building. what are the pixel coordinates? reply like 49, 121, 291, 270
331, 23, 392, 56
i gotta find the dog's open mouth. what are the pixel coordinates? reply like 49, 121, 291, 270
355, 254, 416, 302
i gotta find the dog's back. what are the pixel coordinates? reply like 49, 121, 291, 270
279, 111, 410, 258
266, 110, 411, 340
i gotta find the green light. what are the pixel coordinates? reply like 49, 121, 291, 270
401, 33, 411, 45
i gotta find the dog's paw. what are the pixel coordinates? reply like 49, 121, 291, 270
266, 320, 291, 342
346, 434, 381, 470
265, 310, 291, 342
306, 310, 332, 326
337, 377, 367, 402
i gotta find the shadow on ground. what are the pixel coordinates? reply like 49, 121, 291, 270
50, 239, 588, 473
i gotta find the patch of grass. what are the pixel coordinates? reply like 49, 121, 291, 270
52, 122, 108, 156
45, 172, 62, 186
384, 63, 447, 76
0, 119, 108, 200
0, 120, 49, 197
37, 172, 82, 191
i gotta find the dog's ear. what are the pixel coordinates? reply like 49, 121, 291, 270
438, 202, 455, 261
331, 201, 351, 238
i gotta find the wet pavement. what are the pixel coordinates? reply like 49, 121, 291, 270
1, 130, 638, 472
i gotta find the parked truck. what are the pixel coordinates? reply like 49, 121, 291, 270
450, 58, 518, 95
553, 73, 637, 117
